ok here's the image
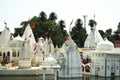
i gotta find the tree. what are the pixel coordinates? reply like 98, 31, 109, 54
71, 18, 87, 47
20, 21, 29, 30
114, 22, 120, 40
58, 20, 68, 38
88, 19, 97, 30
117, 22, 120, 28
14, 27, 24, 37
98, 30, 105, 38
39, 11, 47, 21
48, 12, 57, 22
114, 22, 120, 34
104, 28, 114, 42
75, 19, 83, 30
58, 20, 65, 31
14, 12, 65, 47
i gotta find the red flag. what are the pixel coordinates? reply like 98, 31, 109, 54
36, 38, 39, 42
28, 34, 32, 38
31, 23, 36, 29
70, 19, 73, 26
45, 31, 48, 35
65, 37, 68, 41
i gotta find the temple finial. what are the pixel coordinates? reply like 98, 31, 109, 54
4, 21, 7, 28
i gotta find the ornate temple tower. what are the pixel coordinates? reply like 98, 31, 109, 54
58, 37, 82, 78
83, 24, 103, 59
22, 24, 36, 59
19, 40, 31, 69
84, 25, 103, 50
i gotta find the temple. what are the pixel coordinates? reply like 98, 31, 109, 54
58, 37, 82, 78
84, 25, 103, 50
82, 24, 120, 77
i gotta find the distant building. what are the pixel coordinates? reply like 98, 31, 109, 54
114, 40, 120, 47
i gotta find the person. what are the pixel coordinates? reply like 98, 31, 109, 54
86, 55, 89, 63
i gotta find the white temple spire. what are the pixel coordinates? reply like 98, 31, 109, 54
84, 25, 103, 50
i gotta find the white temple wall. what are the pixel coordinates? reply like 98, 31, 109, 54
91, 58, 105, 76
115, 60, 119, 76
98, 58, 105, 77
106, 58, 119, 77
91, 59, 96, 75
19, 58, 31, 69
106, 58, 112, 77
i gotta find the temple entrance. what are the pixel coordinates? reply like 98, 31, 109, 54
6, 52, 10, 63
3, 52, 6, 60
7, 52, 10, 57
111, 66, 115, 77
111, 73, 114, 76
95, 67, 100, 76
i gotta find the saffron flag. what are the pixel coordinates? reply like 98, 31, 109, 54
31, 23, 36, 29
45, 31, 48, 35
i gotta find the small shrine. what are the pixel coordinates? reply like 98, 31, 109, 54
89, 38, 120, 77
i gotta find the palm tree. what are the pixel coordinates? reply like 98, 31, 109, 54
88, 19, 97, 30
117, 22, 120, 28
75, 19, 83, 31
58, 20, 66, 32
48, 12, 57, 22
114, 22, 120, 35
39, 11, 47, 21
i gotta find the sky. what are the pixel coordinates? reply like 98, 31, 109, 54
0, 0, 120, 33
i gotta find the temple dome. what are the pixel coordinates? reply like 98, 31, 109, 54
97, 38, 114, 51
42, 54, 57, 66
13, 35, 24, 41
8, 35, 24, 47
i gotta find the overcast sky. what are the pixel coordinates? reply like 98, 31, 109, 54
0, 0, 120, 33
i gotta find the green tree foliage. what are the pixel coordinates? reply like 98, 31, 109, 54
58, 20, 68, 37
104, 28, 114, 42
48, 12, 57, 22
98, 30, 105, 39
114, 22, 120, 40
99, 29, 114, 42
71, 18, 87, 47
39, 11, 47, 21
14, 11, 65, 47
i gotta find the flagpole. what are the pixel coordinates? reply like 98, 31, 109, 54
68, 19, 73, 39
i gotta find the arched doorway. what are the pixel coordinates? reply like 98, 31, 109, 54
7, 51, 10, 63
111, 66, 115, 77
3, 52, 6, 60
